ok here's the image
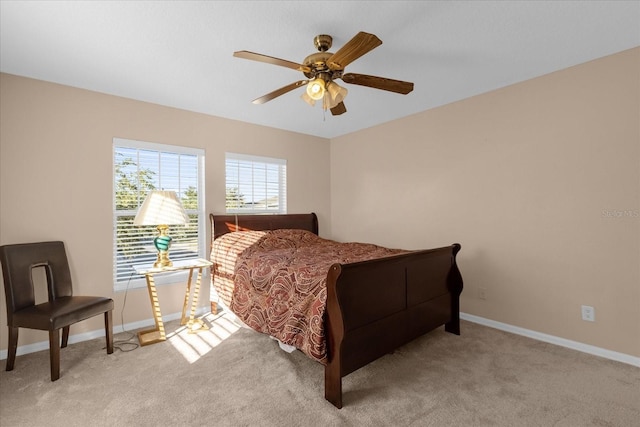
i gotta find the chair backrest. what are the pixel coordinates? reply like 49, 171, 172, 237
0, 241, 74, 323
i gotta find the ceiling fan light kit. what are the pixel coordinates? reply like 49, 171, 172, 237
233, 31, 414, 116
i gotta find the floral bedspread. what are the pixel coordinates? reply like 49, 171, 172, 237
210, 229, 405, 364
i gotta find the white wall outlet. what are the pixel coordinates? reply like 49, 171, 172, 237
478, 287, 487, 300
581, 305, 595, 322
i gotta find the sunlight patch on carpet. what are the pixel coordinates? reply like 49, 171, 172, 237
166, 311, 242, 363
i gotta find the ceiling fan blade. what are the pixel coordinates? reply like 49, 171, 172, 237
327, 32, 382, 71
330, 102, 347, 116
251, 80, 308, 105
341, 73, 414, 94
234, 51, 311, 73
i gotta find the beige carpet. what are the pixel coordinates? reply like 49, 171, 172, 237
1, 311, 638, 426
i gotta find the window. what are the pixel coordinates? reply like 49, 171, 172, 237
225, 153, 287, 214
113, 138, 205, 291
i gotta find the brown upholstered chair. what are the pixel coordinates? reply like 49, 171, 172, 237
0, 241, 114, 381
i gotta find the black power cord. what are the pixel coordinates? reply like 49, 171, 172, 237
111, 272, 139, 352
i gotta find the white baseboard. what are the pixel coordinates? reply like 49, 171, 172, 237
0, 308, 209, 361
460, 312, 640, 368
4, 310, 638, 368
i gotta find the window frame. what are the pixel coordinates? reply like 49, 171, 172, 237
112, 138, 206, 292
225, 152, 287, 215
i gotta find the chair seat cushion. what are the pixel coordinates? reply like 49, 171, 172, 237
11, 296, 114, 331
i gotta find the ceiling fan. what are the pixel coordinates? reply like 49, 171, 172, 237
233, 31, 414, 116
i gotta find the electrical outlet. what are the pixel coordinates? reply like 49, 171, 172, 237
478, 287, 487, 300
581, 305, 595, 322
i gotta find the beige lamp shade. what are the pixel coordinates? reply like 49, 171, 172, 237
133, 190, 189, 226
133, 190, 189, 268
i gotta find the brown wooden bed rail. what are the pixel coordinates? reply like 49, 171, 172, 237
209, 213, 462, 409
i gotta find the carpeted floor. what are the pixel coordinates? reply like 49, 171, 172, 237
1, 311, 638, 426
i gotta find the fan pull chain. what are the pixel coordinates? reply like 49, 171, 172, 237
322, 94, 327, 121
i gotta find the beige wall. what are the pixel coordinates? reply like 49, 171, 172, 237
0, 73, 331, 351
331, 48, 640, 357
1, 47, 638, 359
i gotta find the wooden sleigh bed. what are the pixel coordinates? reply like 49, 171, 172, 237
209, 213, 463, 408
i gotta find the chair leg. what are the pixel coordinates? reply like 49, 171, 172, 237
105, 310, 114, 354
6, 326, 18, 371
49, 329, 61, 381
61, 325, 70, 348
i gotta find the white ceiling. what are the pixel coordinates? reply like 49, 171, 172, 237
1, 1, 639, 139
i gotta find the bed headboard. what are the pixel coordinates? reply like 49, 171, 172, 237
210, 213, 319, 241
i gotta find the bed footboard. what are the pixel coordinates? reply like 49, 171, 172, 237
324, 243, 462, 408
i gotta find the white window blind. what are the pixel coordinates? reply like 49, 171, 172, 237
225, 153, 287, 214
113, 138, 205, 290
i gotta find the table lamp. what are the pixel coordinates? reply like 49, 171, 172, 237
133, 190, 189, 268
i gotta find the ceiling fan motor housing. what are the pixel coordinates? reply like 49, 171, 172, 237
303, 35, 345, 81
303, 52, 331, 78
